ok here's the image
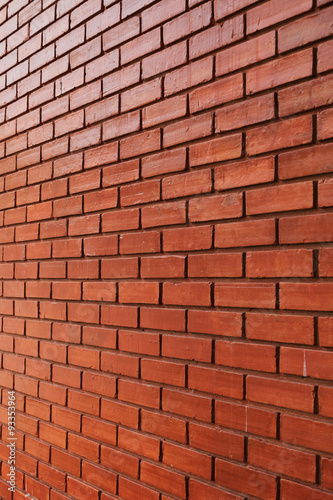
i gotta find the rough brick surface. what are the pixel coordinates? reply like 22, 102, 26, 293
0, 0, 332, 499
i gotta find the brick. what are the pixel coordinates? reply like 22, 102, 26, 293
216, 31, 276, 76
278, 6, 333, 52
247, 49, 312, 95
163, 169, 212, 200
280, 282, 333, 311
318, 38, 333, 73
101, 304, 138, 328
191, 74, 243, 113
164, 2, 211, 45
216, 340, 276, 372
142, 0, 185, 31
279, 213, 333, 244
164, 57, 213, 96
141, 307, 185, 332
141, 255, 185, 278
190, 18, 244, 59
142, 148, 186, 178
247, 181, 313, 214
247, 249, 313, 277
119, 282, 159, 304
121, 179, 160, 207
120, 78, 162, 113
247, 0, 312, 34
120, 129, 161, 159
163, 225, 212, 252
142, 41, 187, 79
140, 462, 186, 498
215, 399, 276, 438
162, 334, 212, 363
216, 94, 274, 132
163, 388, 212, 422
163, 282, 211, 307
216, 156, 275, 190
281, 347, 333, 381
215, 282, 276, 309
320, 248, 333, 277
83, 281, 116, 301
214, 0, 258, 18
215, 218, 276, 248
86, 3, 120, 38
281, 480, 333, 500
121, 28, 161, 65
120, 231, 160, 254
143, 95, 187, 129
101, 445, 139, 478
248, 115, 313, 155
102, 350, 139, 377
279, 74, 333, 117
101, 257, 138, 278
215, 459, 276, 500
103, 63, 140, 96
318, 108, 333, 141
119, 477, 159, 500
281, 414, 333, 454
142, 409, 186, 444
247, 376, 314, 412
190, 422, 244, 459
142, 201, 186, 228
85, 95, 118, 126
70, 80, 101, 109
188, 309, 242, 337
103, 16, 140, 51
190, 193, 243, 222
164, 113, 212, 147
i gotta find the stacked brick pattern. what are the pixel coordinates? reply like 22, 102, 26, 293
0, 0, 333, 498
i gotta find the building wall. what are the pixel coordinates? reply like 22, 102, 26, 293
0, 0, 333, 498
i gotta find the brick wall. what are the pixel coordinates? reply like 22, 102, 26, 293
0, 0, 333, 498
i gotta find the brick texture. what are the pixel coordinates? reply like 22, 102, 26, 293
0, 0, 332, 499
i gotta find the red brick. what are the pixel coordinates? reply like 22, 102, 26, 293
279, 144, 333, 179
248, 0, 312, 34
247, 115, 313, 155
281, 414, 333, 454
101, 257, 138, 278
119, 282, 159, 304
142, 201, 186, 228
280, 282, 333, 311
103, 63, 140, 96
246, 249, 313, 277
216, 156, 275, 190
164, 113, 212, 147
190, 18, 244, 59
216, 31, 275, 76
121, 179, 160, 207
102, 350, 139, 377
164, 57, 213, 96
141, 307, 185, 332
216, 340, 276, 372
281, 347, 333, 381
101, 445, 139, 478
318, 108, 333, 141
162, 334, 211, 362
190, 193, 243, 222
190, 422, 244, 459
120, 231, 160, 254
247, 376, 314, 412
120, 129, 161, 159
119, 477, 159, 500
163, 225, 212, 252
250, 49, 312, 95
318, 38, 333, 73
215, 218, 276, 248
280, 212, 333, 244
85, 95, 118, 126
101, 304, 138, 328
278, 6, 333, 52
140, 461, 186, 498
215, 399, 276, 438
141, 359, 185, 387
101, 399, 139, 428
163, 282, 211, 307
246, 312, 314, 344
319, 248, 333, 277
141, 255, 185, 278
121, 28, 160, 65
163, 169, 212, 200
103, 160, 139, 187
322, 458, 333, 490
84, 234, 117, 256
215, 459, 276, 500
281, 480, 333, 500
